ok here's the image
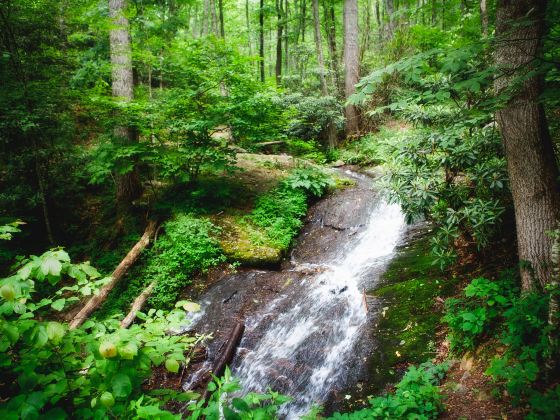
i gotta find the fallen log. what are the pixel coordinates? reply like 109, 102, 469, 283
202, 321, 245, 400
120, 282, 155, 328
255, 140, 286, 147
69, 220, 158, 329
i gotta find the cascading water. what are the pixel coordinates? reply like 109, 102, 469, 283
182, 171, 407, 418
232, 199, 405, 418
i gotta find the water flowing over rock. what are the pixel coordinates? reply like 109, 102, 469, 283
182, 170, 408, 418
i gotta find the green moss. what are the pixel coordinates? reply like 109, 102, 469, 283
217, 215, 283, 267
366, 232, 459, 392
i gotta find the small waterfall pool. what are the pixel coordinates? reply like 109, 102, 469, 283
182, 171, 408, 418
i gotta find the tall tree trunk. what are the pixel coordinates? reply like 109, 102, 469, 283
202, 0, 210, 35
259, 0, 265, 82
480, 0, 488, 36
210, 0, 218, 34
313, 0, 338, 147
361, 0, 372, 62
109, 0, 142, 207
495, 0, 560, 291
375, 0, 382, 42
218, 0, 225, 37
284, 0, 289, 73
343, 0, 360, 136
385, 0, 395, 39
275, 0, 284, 85
300, 0, 307, 42
324, 0, 341, 96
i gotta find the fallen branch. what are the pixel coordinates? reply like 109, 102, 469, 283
255, 140, 286, 147
120, 282, 155, 328
362, 289, 368, 314
202, 321, 245, 401
69, 220, 158, 329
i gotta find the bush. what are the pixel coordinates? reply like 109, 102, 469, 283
282, 167, 335, 197
146, 214, 226, 309
329, 361, 448, 419
0, 229, 199, 418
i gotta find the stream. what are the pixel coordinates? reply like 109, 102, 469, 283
182, 169, 409, 418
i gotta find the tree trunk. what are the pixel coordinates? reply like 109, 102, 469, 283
276, 0, 284, 85
375, 0, 382, 42
218, 0, 225, 37
480, 0, 488, 36
109, 0, 142, 207
210, 0, 218, 34
300, 0, 307, 42
343, 0, 360, 136
312, 0, 328, 95
313, 0, 338, 148
69, 220, 158, 329
284, 0, 289, 73
495, 0, 560, 291
547, 228, 560, 373
260, 0, 265, 82
384, 0, 395, 40
324, 0, 341, 96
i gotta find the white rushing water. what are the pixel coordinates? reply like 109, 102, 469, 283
232, 199, 406, 418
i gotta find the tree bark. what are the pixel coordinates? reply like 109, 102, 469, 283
109, 0, 142, 207
218, 0, 225, 37
259, 0, 265, 82
69, 220, 158, 329
324, 0, 341, 96
275, 0, 284, 85
313, 0, 338, 148
385, 0, 395, 39
120, 282, 155, 328
343, 0, 360, 136
495, 0, 560, 291
480, 0, 488, 37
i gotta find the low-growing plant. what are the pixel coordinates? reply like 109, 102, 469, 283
282, 167, 335, 197
146, 214, 226, 309
186, 367, 291, 419
443, 275, 516, 352
328, 361, 448, 419
0, 227, 202, 418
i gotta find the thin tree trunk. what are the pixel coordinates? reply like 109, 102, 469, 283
343, 0, 360, 136
324, 0, 341, 96
312, 0, 328, 95
259, 0, 265, 82
495, 0, 560, 291
361, 0, 372, 62
480, 0, 488, 36
300, 0, 307, 42
375, 0, 382, 42
385, 0, 395, 39
284, 0, 289, 73
109, 0, 142, 207
202, 0, 210, 35
276, 0, 284, 85
69, 221, 158, 329
218, 0, 225, 37
210, 0, 218, 34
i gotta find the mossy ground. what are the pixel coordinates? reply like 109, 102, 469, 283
367, 231, 459, 392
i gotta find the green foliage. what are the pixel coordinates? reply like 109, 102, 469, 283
282, 167, 335, 197
186, 367, 291, 419
0, 221, 24, 241
145, 215, 226, 310
444, 272, 558, 415
383, 125, 508, 268
249, 186, 308, 250
0, 233, 200, 419
443, 276, 515, 352
329, 362, 448, 419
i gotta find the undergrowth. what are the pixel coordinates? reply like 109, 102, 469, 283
328, 362, 449, 419
444, 271, 559, 418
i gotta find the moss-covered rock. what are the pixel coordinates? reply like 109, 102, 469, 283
217, 215, 283, 267
366, 231, 459, 392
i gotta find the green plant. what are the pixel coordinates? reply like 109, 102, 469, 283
186, 367, 291, 419
444, 276, 515, 352
329, 361, 448, 419
282, 167, 335, 197
146, 214, 226, 309
0, 233, 201, 418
